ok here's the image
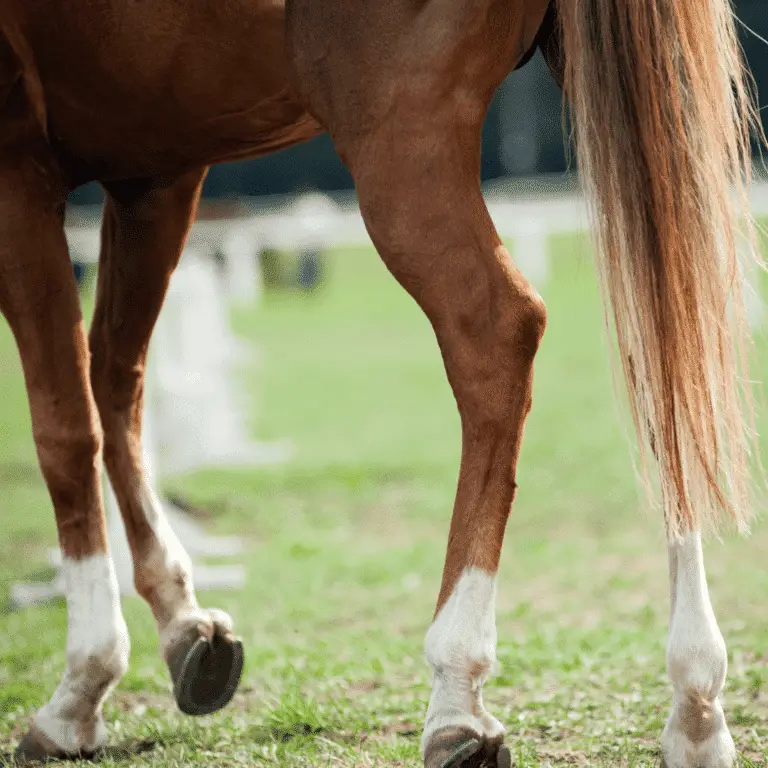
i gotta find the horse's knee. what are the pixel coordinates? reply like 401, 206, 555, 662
35, 422, 103, 512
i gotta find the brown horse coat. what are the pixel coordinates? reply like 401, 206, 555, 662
3, 0, 556, 185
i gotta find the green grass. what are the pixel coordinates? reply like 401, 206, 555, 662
2, 231, 768, 766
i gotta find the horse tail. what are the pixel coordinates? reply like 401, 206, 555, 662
557, 0, 763, 538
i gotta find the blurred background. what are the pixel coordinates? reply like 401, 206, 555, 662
1, 6, 768, 766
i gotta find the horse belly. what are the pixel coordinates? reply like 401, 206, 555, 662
21, 0, 321, 181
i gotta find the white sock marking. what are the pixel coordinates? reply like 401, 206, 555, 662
137, 482, 198, 623
422, 567, 503, 755
135, 482, 231, 661
35, 554, 129, 755
662, 532, 735, 768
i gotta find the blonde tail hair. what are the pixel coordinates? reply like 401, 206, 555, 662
557, 0, 763, 538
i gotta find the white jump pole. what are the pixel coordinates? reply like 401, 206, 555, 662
149, 246, 292, 476
510, 214, 551, 291
219, 226, 263, 307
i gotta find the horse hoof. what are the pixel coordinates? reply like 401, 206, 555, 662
424, 726, 510, 768
168, 633, 244, 716
14, 724, 83, 765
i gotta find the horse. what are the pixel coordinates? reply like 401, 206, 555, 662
3, 0, 761, 765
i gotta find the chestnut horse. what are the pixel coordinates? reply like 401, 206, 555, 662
3, 0, 761, 765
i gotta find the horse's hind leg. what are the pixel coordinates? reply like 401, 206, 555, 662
662, 534, 735, 767
0, 161, 128, 759
355, 137, 544, 768
314, 99, 544, 768
289, 2, 549, 762
353, 139, 542, 766
89, 170, 243, 717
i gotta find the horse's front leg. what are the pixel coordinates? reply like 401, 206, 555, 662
662, 533, 736, 768
0, 151, 128, 763
89, 171, 243, 718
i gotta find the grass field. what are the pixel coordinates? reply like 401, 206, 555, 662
2, 230, 768, 767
